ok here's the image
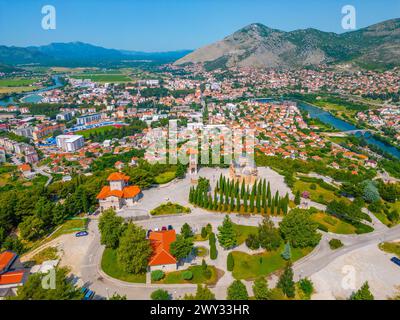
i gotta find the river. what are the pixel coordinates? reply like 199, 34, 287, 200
255, 98, 400, 159
0, 75, 64, 106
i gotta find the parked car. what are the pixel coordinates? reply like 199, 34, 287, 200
161, 226, 167, 231
168, 225, 173, 230
75, 231, 89, 237
154, 228, 159, 231
81, 287, 88, 295
83, 290, 95, 300
391, 256, 400, 267
147, 229, 152, 238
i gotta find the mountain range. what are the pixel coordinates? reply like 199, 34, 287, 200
1, 18, 399, 70
0, 42, 192, 67
175, 18, 400, 70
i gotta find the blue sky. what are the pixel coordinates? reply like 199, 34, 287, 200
0, 0, 399, 51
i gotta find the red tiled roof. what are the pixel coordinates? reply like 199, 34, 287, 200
148, 230, 177, 266
96, 185, 141, 200
0, 251, 16, 274
0, 271, 25, 286
107, 172, 130, 182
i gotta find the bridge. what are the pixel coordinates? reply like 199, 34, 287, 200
321, 129, 376, 138
342, 129, 376, 135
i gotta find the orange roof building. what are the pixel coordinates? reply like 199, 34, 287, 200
148, 230, 177, 270
97, 172, 141, 212
0, 251, 28, 290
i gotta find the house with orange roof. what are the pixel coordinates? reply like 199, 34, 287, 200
0, 251, 29, 296
148, 230, 177, 272
97, 172, 142, 212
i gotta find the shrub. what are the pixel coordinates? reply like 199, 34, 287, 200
317, 223, 329, 232
151, 289, 171, 300
329, 238, 343, 250
201, 227, 208, 239
310, 183, 317, 190
151, 270, 165, 281
245, 234, 260, 250
354, 223, 374, 234
227, 252, 234, 271
299, 278, 314, 297
182, 270, 193, 280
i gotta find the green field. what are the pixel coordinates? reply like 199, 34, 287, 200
153, 265, 221, 285
70, 74, 132, 83
101, 248, 146, 283
0, 78, 38, 87
311, 212, 356, 234
231, 245, 313, 280
77, 125, 117, 138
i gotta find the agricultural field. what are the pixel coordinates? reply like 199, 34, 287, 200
0, 78, 39, 87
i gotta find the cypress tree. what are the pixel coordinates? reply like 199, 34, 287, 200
262, 180, 267, 213
294, 190, 301, 205
240, 180, 245, 198
236, 192, 241, 212
249, 191, 255, 213
256, 191, 261, 213
267, 182, 271, 207
230, 193, 235, 212
243, 191, 248, 213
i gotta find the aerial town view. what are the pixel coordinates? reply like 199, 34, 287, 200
0, 0, 400, 312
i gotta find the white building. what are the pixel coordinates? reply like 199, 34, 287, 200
76, 113, 101, 125
56, 135, 85, 152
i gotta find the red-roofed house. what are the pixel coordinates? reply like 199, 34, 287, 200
97, 172, 141, 211
148, 230, 177, 271
0, 251, 29, 295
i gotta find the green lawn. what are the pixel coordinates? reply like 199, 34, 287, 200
311, 212, 356, 234
379, 241, 400, 258
101, 248, 146, 283
48, 217, 88, 241
150, 202, 190, 216
153, 265, 221, 285
232, 223, 258, 245
293, 180, 349, 205
231, 245, 313, 280
154, 171, 176, 184
29, 247, 58, 265
70, 74, 132, 83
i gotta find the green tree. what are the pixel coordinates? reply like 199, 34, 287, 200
350, 282, 374, 300
170, 234, 194, 261
227, 280, 249, 300
217, 215, 237, 249
18, 215, 45, 241
10, 267, 83, 300
117, 223, 152, 274
281, 242, 292, 260
277, 263, 295, 298
294, 190, 301, 205
181, 223, 194, 239
98, 209, 125, 249
109, 293, 127, 300
151, 289, 171, 300
253, 277, 270, 300
184, 284, 215, 300
257, 217, 281, 251
279, 209, 321, 248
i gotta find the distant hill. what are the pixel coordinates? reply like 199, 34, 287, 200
0, 42, 192, 67
175, 18, 400, 70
